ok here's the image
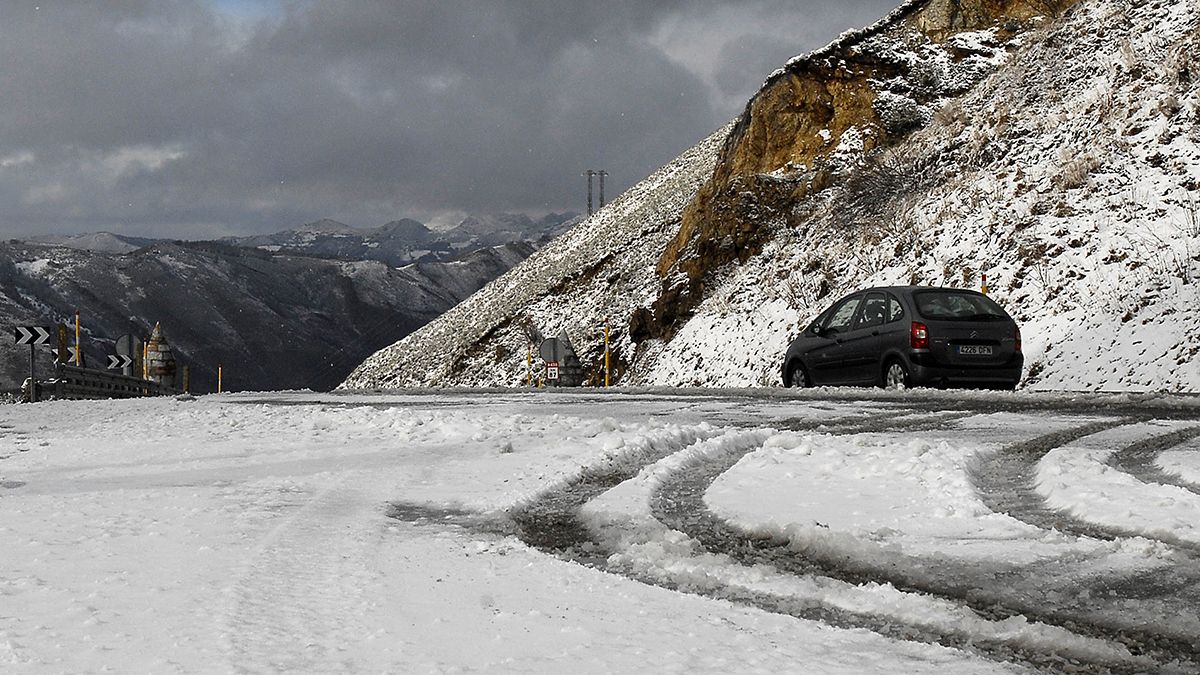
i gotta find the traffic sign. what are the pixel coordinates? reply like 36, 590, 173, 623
539, 338, 564, 363
14, 326, 52, 345
48, 345, 78, 364
115, 334, 141, 376
107, 354, 134, 370
546, 360, 560, 380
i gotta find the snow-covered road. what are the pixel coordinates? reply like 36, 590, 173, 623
1, 389, 1198, 673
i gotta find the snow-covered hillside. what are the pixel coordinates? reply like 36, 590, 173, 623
344, 0, 1199, 391
343, 124, 733, 388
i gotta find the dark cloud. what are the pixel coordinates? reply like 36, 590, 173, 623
0, 1, 899, 238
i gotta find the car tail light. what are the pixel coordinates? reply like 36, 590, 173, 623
910, 321, 929, 349
1014, 325, 1022, 353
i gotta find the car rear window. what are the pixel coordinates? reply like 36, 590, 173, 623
913, 291, 1009, 321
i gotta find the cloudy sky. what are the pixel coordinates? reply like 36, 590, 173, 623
0, 1, 898, 238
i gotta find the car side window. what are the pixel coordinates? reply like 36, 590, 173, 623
886, 294, 905, 323
852, 293, 887, 330
821, 296, 861, 334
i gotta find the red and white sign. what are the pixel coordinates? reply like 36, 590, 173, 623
545, 361, 560, 380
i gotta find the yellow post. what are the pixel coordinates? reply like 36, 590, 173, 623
526, 344, 532, 387
143, 342, 149, 379
183, 366, 190, 394
604, 318, 610, 387
218, 365, 223, 393
981, 272, 989, 295
74, 309, 81, 366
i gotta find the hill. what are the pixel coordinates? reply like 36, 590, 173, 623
0, 239, 533, 392
343, 0, 1199, 392
220, 213, 578, 268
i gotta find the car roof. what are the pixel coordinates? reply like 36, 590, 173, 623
854, 286, 986, 296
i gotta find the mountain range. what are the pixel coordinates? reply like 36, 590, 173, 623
343, 0, 1200, 392
2, 213, 576, 392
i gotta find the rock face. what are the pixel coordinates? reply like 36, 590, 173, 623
652, 0, 1082, 339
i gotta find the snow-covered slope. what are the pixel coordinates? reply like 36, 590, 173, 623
222, 213, 579, 267
344, 0, 1199, 391
343, 125, 733, 388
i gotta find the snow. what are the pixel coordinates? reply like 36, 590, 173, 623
2, 391, 1198, 671
1037, 421, 1200, 544
1158, 438, 1200, 484
13, 259, 52, 277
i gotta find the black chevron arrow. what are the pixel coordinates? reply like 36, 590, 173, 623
13, 326, 52, 345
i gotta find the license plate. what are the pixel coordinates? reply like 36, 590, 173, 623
957, 345, 993, 356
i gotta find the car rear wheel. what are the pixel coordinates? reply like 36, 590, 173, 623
785, 361, 809, 388
883, 359, 911, 390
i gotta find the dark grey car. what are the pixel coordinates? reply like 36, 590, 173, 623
782, 286, 1023, 390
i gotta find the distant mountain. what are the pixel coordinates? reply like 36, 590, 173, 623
344, 0, 1200, 393
24, 232, 158, 254
0, 238, 535, 393
220, 213, 579, 268
2, 212, 576, 394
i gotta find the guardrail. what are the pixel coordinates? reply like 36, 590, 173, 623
48, 364, 178, 400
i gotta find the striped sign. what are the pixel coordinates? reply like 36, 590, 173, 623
14, 326, 52, 345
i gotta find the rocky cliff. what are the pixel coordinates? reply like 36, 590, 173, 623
650, 0, 1081, 340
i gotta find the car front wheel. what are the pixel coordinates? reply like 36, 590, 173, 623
785, 361, 809, 388
883, 359, 911, 390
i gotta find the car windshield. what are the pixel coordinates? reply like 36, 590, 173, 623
913, 291, 1009, 321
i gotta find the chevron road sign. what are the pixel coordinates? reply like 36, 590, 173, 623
107, 354, 134, 370
16, 325, 54, 402
45, 345, 78, 364
14, 326, 52, 345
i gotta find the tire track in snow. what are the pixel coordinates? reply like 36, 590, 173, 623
650, 414, 1200, 672
383, 401, 1200, 672
390, 411, 1084, 671
1108, 426, 1200, 497
978, 421, 1200, 612
223, 479, 382, 674
974, 421, 1200, 552
965, 420, 1200, 663
971, 419, 1131, 542
419, 411, 1155, 672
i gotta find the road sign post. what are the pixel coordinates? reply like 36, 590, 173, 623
115, 334, 141, 378
57, 323, 68, 367
74, 310, 81, 366
14, 326, 52, 402
604, 318, 610, 388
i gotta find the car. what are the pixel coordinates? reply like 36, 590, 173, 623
781, 286, 1023, 390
